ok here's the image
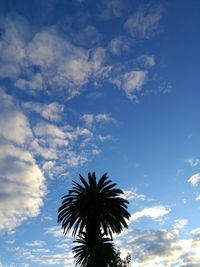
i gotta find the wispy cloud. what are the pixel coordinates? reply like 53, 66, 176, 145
81, 113, 115, 126
109, 36, 131, 56
124, 5, 163, 40
122, 189, 146, 201
25, 240, 46, 248
188, 173, 200, 187
185, 157, 200, 167
98, 0, 126, 20
137, 55, 156, 67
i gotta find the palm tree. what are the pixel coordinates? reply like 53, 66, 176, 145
58, 172, 130, 266
73, 232, 117, 267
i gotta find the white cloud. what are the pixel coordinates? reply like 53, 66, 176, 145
196, 195, 200, 201
109, 36, 131, 56
124, 6, 163, 39
96, 113, 115, 123
185, 158, 200, 167
23, 101, 64, 122
0, 15, 99, 98
0, 90, 33, 145
0, 14, 27, 79
114, 227, 200, 266
45, 226, 64, 238
0, 90, 45, 232
0, 144, 45, 232
137, 55, 156, 67
112, 71, 147, 100
33, 122, 65, 140
173, 219, 188, 229
122, 189, 145, 201
81, 113, 115, 126
188, 173, 200, 187
0, 13, 161, 102
81, 114, 94, 125
90, 47, 108, 74
130, 205, 170, 222
71, 25, 101, 48
190, 228, 200, 236
65, 151, 89, 168
97, 134, 111, 142
98, 0, 125, 20
31, 139, 58, 160
15, 248, 74, 266
26, 28, 92, 97
172, 219, 188, 235
26, 240, 46, 247
30, 120, 104, 174
15, 73, 44, 92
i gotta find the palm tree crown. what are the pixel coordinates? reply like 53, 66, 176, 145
58, 172, 130, 238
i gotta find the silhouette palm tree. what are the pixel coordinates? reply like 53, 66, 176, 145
73, 232, 117, 267
58, 172, 130, 266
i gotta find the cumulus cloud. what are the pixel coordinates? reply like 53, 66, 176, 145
0, 12, 164, 102
114, 227, 200, 266
188, 173, 200, 187
112, 70, 147, 100
124, 5, 163, 39
130, 205, 170, 222
0, 143, 45, 232
0, 14, 107, 99
26, 28, 91, 97
0, 90, 45, 232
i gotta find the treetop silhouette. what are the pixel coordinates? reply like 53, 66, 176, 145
58, 172, 131, 267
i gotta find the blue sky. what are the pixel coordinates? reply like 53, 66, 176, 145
0, 0, 200, 266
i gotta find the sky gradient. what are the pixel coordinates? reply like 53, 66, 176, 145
0, 0, 200, 266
